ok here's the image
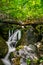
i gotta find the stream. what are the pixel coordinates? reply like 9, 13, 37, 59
1, 29, 21, 65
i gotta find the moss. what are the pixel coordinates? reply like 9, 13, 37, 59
16, 45, 24, 51
16, 29, 24, 47
12, 57, 20, 65
9, 52, 14, 60
16, 38, 22, 47
33, 58, 39, 63
26, 58, 31, 65
0, 59, 4, 65
16, 30, 28, 47
0, 36, 8, 58
36, 24, 43, 34
0, 26, 9, 40
0, 24, 22, 40
39, 57, 43, 63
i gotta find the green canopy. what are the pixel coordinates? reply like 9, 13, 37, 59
0, 0, 43, 22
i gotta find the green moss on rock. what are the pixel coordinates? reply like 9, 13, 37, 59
0, 26, 9, 40
9, 52, 14, 60
0, 36, 8, 58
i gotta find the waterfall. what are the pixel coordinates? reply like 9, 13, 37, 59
1, 29, 21, 65
18, 30, 21, 40
12, 30, 21, 41
12, 30, 13, 35
9, 30, 11, 38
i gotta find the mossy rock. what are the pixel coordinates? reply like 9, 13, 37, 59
16, 45, 24, 51
0, 36, 8, 58
9, 52, 14, 60
26, 58, 31, 65
36, 24, 43, 34
0, 26, 9, 40
12, 57, 20, 65
16, 31, 28, 47
0, 59, 4, 65
0, 24, 21, 40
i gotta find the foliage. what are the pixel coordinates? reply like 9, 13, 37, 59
0, 0, 43, 21
9, 52, 14, 60
16, 45, 24, 51
26, 58, 31, 65
36, 24, 43, 34
40, 57, 43, 63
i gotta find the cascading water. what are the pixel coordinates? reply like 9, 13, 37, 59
1, 29, 21, 65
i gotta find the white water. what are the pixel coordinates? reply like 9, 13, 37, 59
2, 29, 21, 65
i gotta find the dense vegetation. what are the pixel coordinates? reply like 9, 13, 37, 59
0, 0, 43, 21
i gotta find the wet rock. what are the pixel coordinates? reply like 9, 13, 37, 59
27, 26, 38, 44
0, 59, 4, 65
9, 52, 14, 61
11, 56, 20, 65
0, 24, 22, 41
12, 44, 39, 65
40, 63, 43, 65
36, 42, 43, 57
28, 44, 37, 52
16, 30, 28, 47
0, 26, 9, 40
0, 36, 8, 58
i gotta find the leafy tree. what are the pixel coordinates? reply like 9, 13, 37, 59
0, 0, 43, 21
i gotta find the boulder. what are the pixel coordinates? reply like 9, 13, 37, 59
0, 36, 8, 58
12, 45, 39, 65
